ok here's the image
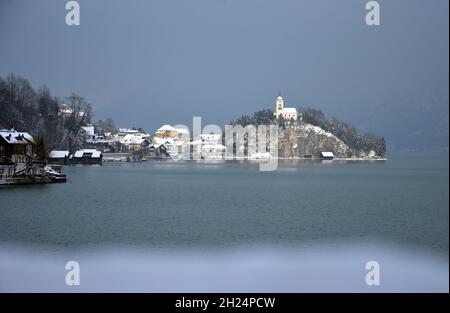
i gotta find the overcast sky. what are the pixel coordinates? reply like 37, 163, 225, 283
0, 0, 448, 151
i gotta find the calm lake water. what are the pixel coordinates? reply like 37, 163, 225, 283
0, 151, 448, 292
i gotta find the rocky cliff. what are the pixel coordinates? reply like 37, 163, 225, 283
277, 123, 382, 159
231, 107, 386, 159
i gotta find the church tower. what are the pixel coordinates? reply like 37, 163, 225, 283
276, 92, 284, 118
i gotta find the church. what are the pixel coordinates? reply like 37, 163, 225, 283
274, 93, 299, 121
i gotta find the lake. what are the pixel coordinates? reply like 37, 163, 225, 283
0, 151, 448, 292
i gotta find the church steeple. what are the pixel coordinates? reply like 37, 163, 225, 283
276, 92, 284, 118
273, 92, 299, 121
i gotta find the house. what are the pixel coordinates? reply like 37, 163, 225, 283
59, 104, 85, 119
153, 137, 188, 159
119, 133, 151, 151
155, 125, 190, 140
155, 125, 178, 138
273, 93, 300, 121
118, 128, 140, 136
171, 140, 190, 159
71, 149, 103, 165
320, 151, 334, 160
1, 129, 69, 185
174, 127, 190, 139
81, 125, 95, 140
0, 128, 39, 185
48, 150, 70, 165
0, 129, 35, 165
153, 136, 174, 147
152, 125, 193, 159
191, 133, 225, 159
148, 144, 170, 159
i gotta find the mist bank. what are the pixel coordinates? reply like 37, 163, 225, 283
0, 242, 447, 292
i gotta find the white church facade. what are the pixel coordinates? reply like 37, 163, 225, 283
274, 94, 299, 121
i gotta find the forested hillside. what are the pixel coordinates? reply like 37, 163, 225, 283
0, 73, 115, 151
231, 107, 386, 158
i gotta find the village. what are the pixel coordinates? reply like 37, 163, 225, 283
0, 95, 338, 185
46, 123, 228, 165
0, 123, 259, 185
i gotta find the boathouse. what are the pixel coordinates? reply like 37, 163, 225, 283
48, 150, 70, 165
320, 151, 334, 160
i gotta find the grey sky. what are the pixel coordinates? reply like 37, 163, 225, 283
0, 0, 448, 151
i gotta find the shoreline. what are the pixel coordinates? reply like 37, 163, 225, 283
101, 152, 387, 163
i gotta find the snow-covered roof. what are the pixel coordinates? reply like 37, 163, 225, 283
59, 105, 85, 117
0, 129, 34, 144
119, 128, 139, 134
154, 137, 174, 145
81, 126, 95, 136
174, 128, 190, 135
74, 149, 102, 158
119, 134, 148, 145
156, 124, 176, 132
49, 150, 69, 158
321, 151, 334, 157
283, 107, 297, 113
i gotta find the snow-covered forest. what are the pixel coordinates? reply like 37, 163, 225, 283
0, 73, 116, 152
231, 108, 386, 157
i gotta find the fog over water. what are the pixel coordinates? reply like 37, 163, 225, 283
0, 243, 448, 292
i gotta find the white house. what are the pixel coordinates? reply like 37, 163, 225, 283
191, 133, 225, 159
80, 125, 95, 140
153, 125, 192, 159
